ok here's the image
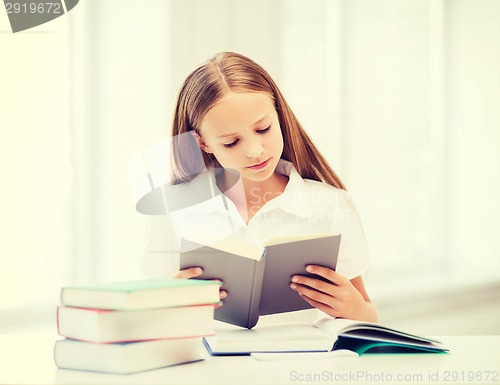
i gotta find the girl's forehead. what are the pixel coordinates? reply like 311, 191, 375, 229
200, 92, 276, 133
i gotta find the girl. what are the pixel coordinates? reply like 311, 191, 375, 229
145, 52, 378, 323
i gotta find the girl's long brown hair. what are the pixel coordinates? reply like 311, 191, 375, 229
170, 52, 346, 190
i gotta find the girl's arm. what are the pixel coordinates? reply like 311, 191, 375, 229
290, 265, 378, 323
141, 215, 180, 278
175, 267, 228, 301
142, 216, 228, 300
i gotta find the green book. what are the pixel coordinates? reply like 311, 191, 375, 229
60, 279, 221, 310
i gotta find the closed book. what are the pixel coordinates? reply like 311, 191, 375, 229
60, 279, 221, 310
204, 323, 334, 355
54, 337, 207, 374
57, 305, 215, 343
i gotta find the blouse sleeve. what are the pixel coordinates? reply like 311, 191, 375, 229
141, 215, 180, 278
333, 190, 371, 279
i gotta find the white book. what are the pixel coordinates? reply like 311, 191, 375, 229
204, 322, 333, 354
54, 337, 207, 374
57, 304, 215, 343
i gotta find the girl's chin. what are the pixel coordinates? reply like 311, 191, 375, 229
241, 168, 276, 183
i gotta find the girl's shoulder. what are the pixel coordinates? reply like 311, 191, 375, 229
300, 175, 347, 196
282, 161, 354, 210
297, 177, 354, 209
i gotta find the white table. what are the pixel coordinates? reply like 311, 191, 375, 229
1, 332, 499, 385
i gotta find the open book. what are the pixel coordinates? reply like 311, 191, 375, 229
203, 318, 449, 356
180, 234, 341, 328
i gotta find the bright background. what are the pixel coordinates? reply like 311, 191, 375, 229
1, 0, 499, 333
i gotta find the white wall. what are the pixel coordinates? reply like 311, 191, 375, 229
67, 0, 174, 284
1, 0, 499, 313
0, 14, 71, 308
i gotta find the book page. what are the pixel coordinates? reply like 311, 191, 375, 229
182, 233, 264, 260
184, 233, 338, 259
315, 317, 366, 337
208, 237, 265, 260
315, 318, 444, 346
264, 233, 336, 246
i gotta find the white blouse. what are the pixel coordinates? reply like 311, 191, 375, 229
143, 159, 369, 272
142, 159, 370, 324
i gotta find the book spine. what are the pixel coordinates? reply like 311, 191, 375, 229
56, 307, 61, 335
247, 248, 267, 328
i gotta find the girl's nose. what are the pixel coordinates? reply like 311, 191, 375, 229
244, 140, 264, 158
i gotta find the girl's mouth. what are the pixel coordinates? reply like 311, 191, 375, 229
247, 158, 270, 170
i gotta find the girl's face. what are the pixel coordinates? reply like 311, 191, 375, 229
197, 91, 284, 183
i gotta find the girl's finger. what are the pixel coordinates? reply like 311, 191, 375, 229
290, 282, 333, 307
174, 267, 203, 279
214, 290, 228, 309
291, 275, 336, 296
295, 291, 341, 318
305, 265, 348, 286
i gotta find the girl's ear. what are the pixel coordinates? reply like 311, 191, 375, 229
192, 131, 213, 154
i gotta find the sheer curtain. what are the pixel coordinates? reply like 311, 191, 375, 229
0, 15, 72, 311
2, 0, 499, 317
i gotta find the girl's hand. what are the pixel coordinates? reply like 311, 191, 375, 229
290, 265, 375, 322
174, 267, 228, 303
174, 267, 203, 279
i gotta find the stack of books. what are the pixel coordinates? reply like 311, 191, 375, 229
54, 279, 221, 374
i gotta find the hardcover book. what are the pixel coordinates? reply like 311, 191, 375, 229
57, 304, 215, 343
60, 278, 221, 311
180, 234, 340, 328
54, 337, 207, 374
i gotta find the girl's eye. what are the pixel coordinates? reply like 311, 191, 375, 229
222, 126, 270, 148
223, 139, 239, 148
